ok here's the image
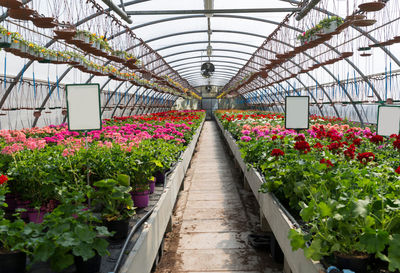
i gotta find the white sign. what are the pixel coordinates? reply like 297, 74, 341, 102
66, 84, 102, 131
285, 96, 309, 129
377, 106, 400, 137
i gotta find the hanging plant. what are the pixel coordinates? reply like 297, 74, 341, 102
31, 14, 58, 29
8, 5, 36, 20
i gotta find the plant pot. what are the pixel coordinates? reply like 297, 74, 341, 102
155, 171, 165, 185
0, 34, 12, 48
104, 219, 129, 242
8, 6, 35, 20
0, 250, 26, 273
0, 0, 21, 8
16, 200, 30, 219
149, 178, 156, 194
322, 21, 340, 34
74, 254, 101, 273
131, 191, 149, 208
335, 252, 370, 273
5, 193, 17, 212
358, 1, 386, 12
27, 208, 46, 223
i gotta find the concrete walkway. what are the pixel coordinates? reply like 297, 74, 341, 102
156, 121, 282, 273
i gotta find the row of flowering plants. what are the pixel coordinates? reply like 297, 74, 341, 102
216, 110, 400, 272
0, 110, 204, 272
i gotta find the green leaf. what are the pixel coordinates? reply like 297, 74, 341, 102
72, 243, 95, 261
388, 234, 400, 271
117, 174, 130, 186
93, 238, 109, 257
49, 250, 74, 272
75, 225, 95, 242
288, 229, 305, 250
360, 229, 389, 253
318, 202, 332, 218
304, 238, 323, 261
34, 241, 56, 262
365, 216, 375, 228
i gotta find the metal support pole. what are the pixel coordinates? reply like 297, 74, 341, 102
294, 0, 323, 21
100, 0, 133, 23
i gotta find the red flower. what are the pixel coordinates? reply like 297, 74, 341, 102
353, 138, 362, 146
328, 142, 341, 151
320, 159, 334, 168
0, 174, 8, 185
271, 135, 277, 141
390, 134, 398, 139
294, 141, 311, 153
393, 139, 400, 150
344, 144, 356, 159
271, 148, 284, 157
330, 135, 342, 142
313, 142, 324, 149
396, 166, 400, 174
357, 152, 375, 164
370, 135, 384, 144
295, 135, 305, 141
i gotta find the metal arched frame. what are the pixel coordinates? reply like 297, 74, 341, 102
145, 39, 338, 118
110, 84, 139, 117
177, 65, 241, 74
181, 70, 236, 78
125, 14, 382, 124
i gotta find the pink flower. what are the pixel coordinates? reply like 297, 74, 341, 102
241, 136, 252, 142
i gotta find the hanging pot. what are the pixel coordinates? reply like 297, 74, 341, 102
27, 208, 46, 223
31, 15, 57, 29
131, 190, 149, 208
335, 252, 370, 273
358, 1, 386, 12
345, 14, 366, 21
33, 111, 41, 118
0, 0, 21, 8
352, 19, 377, 27
74, 254, 101, 273
53, 28, 76, 40
0, 34, 12, 48
8, 6, 35, 20
360, 53, 372, 57
0, 251, 26, 273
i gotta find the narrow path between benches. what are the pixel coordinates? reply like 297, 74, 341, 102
155, 121, 282, 273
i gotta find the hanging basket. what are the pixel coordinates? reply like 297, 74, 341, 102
31, 15, 58, 29
53, 28, 76, 40
0, 0, 22, 8
340, 52, 354, 58
360, 53, 372, 57
125, 59, 139, 70
352, 19, 377, 27
0, 34, 12, 48
8, 6, 35, 20
33, 111, 41, 118
358, 1, 386, 12
345, 14, 366, 21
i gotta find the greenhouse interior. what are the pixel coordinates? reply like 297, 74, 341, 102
0, 0, 400, 273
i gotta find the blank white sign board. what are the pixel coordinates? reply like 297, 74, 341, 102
66, 84, 102, 131
377, 106, 400, 136
285, 96, 309, 129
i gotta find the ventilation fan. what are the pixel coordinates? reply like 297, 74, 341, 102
201, 62, 215, 78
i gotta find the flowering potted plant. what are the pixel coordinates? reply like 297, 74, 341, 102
91, 174, 135, 242
0, 174, 30, 273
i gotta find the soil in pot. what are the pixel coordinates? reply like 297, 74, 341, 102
0, 250, 26, 273
149, 178, 156, 194
335, 252, 370, 273
74, 254, 101, 273
104, 219, 129, 242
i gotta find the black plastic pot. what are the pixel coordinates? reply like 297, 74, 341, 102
0, 251, 26, 273
105, 219, 129, 242
335, 253, 370, 273
74, 254, 101, 273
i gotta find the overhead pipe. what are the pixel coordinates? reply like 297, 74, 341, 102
100, 0, 133, 23
126, 8, 300, 16
294, 0, 323, 21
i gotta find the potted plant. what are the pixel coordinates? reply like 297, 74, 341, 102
0, 174, 30, 273
91, 174, 135, 242
318, 16, 344, 34
30, 191, 111, 273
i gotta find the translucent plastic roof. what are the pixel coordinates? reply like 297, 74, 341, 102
125, 0, 294, 87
